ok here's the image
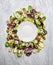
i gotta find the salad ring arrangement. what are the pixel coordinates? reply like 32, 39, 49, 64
5, 5, 47, 57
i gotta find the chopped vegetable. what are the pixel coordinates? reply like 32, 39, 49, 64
39, 42, 45, 48
22, 8, 26, 13
30, 42, 34, 48
5, 42, 9, 47
13, 11, 21, 18
17, 45, 23, 49
33, 40, 38, 44
8, 39, 14, 46
17, 52, 22, 57
28, 5, 32, 11
13, 47, 18, 53
24, 17, 34, 22
42, 16, 46, 21
18, 16, 25, 21
36, 48, 41, 52
36, 19, 41, 25
13, 24, 18, 30
6, 30, 10, 33
21, 42, 26, 46
36, 12, 41, 16
36, 12, 44, 18
10, 15, 13, 21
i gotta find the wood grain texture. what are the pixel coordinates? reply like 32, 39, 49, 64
0, 0, 53, 65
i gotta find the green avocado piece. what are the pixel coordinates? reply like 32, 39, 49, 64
10, 15, 13, 21
28, 5, 32, 11
13, 24, 18, 30
30, 42, 34, 48
22, 8, 26, 13
11, 34, 16, 37
13, 11, 21, 18
38, 26, 43, 29
6, 30, 10, 33
17, 45, 23, 49
20, 45, 23, 49
37, 48, 41, 53
36, 12, 43, 18
8, 39, 14, 46
36, 12, 41, 16
33, 40, 38, 44
42, 16, 46, 21
21, 42, 26, 46
39, 42, 45, 48
24, 17, 34, 22
13, 47, 18, 53
18, 16, 25, 21
36, 19, 41, 25
10, 15, 16, 22
17, 52, 22, 57
5, 42, 9, 47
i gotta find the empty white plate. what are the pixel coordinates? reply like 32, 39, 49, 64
17, 21, 37, 42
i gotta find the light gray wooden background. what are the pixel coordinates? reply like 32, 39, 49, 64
0, 0, 53, 65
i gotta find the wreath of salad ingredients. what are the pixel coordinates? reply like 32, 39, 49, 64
5, 5, 47, 57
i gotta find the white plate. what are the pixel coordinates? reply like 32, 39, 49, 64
0, 0, 52, 65
17, 21, 37, 42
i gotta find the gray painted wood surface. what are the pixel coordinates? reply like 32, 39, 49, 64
0, 0, 53, 65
